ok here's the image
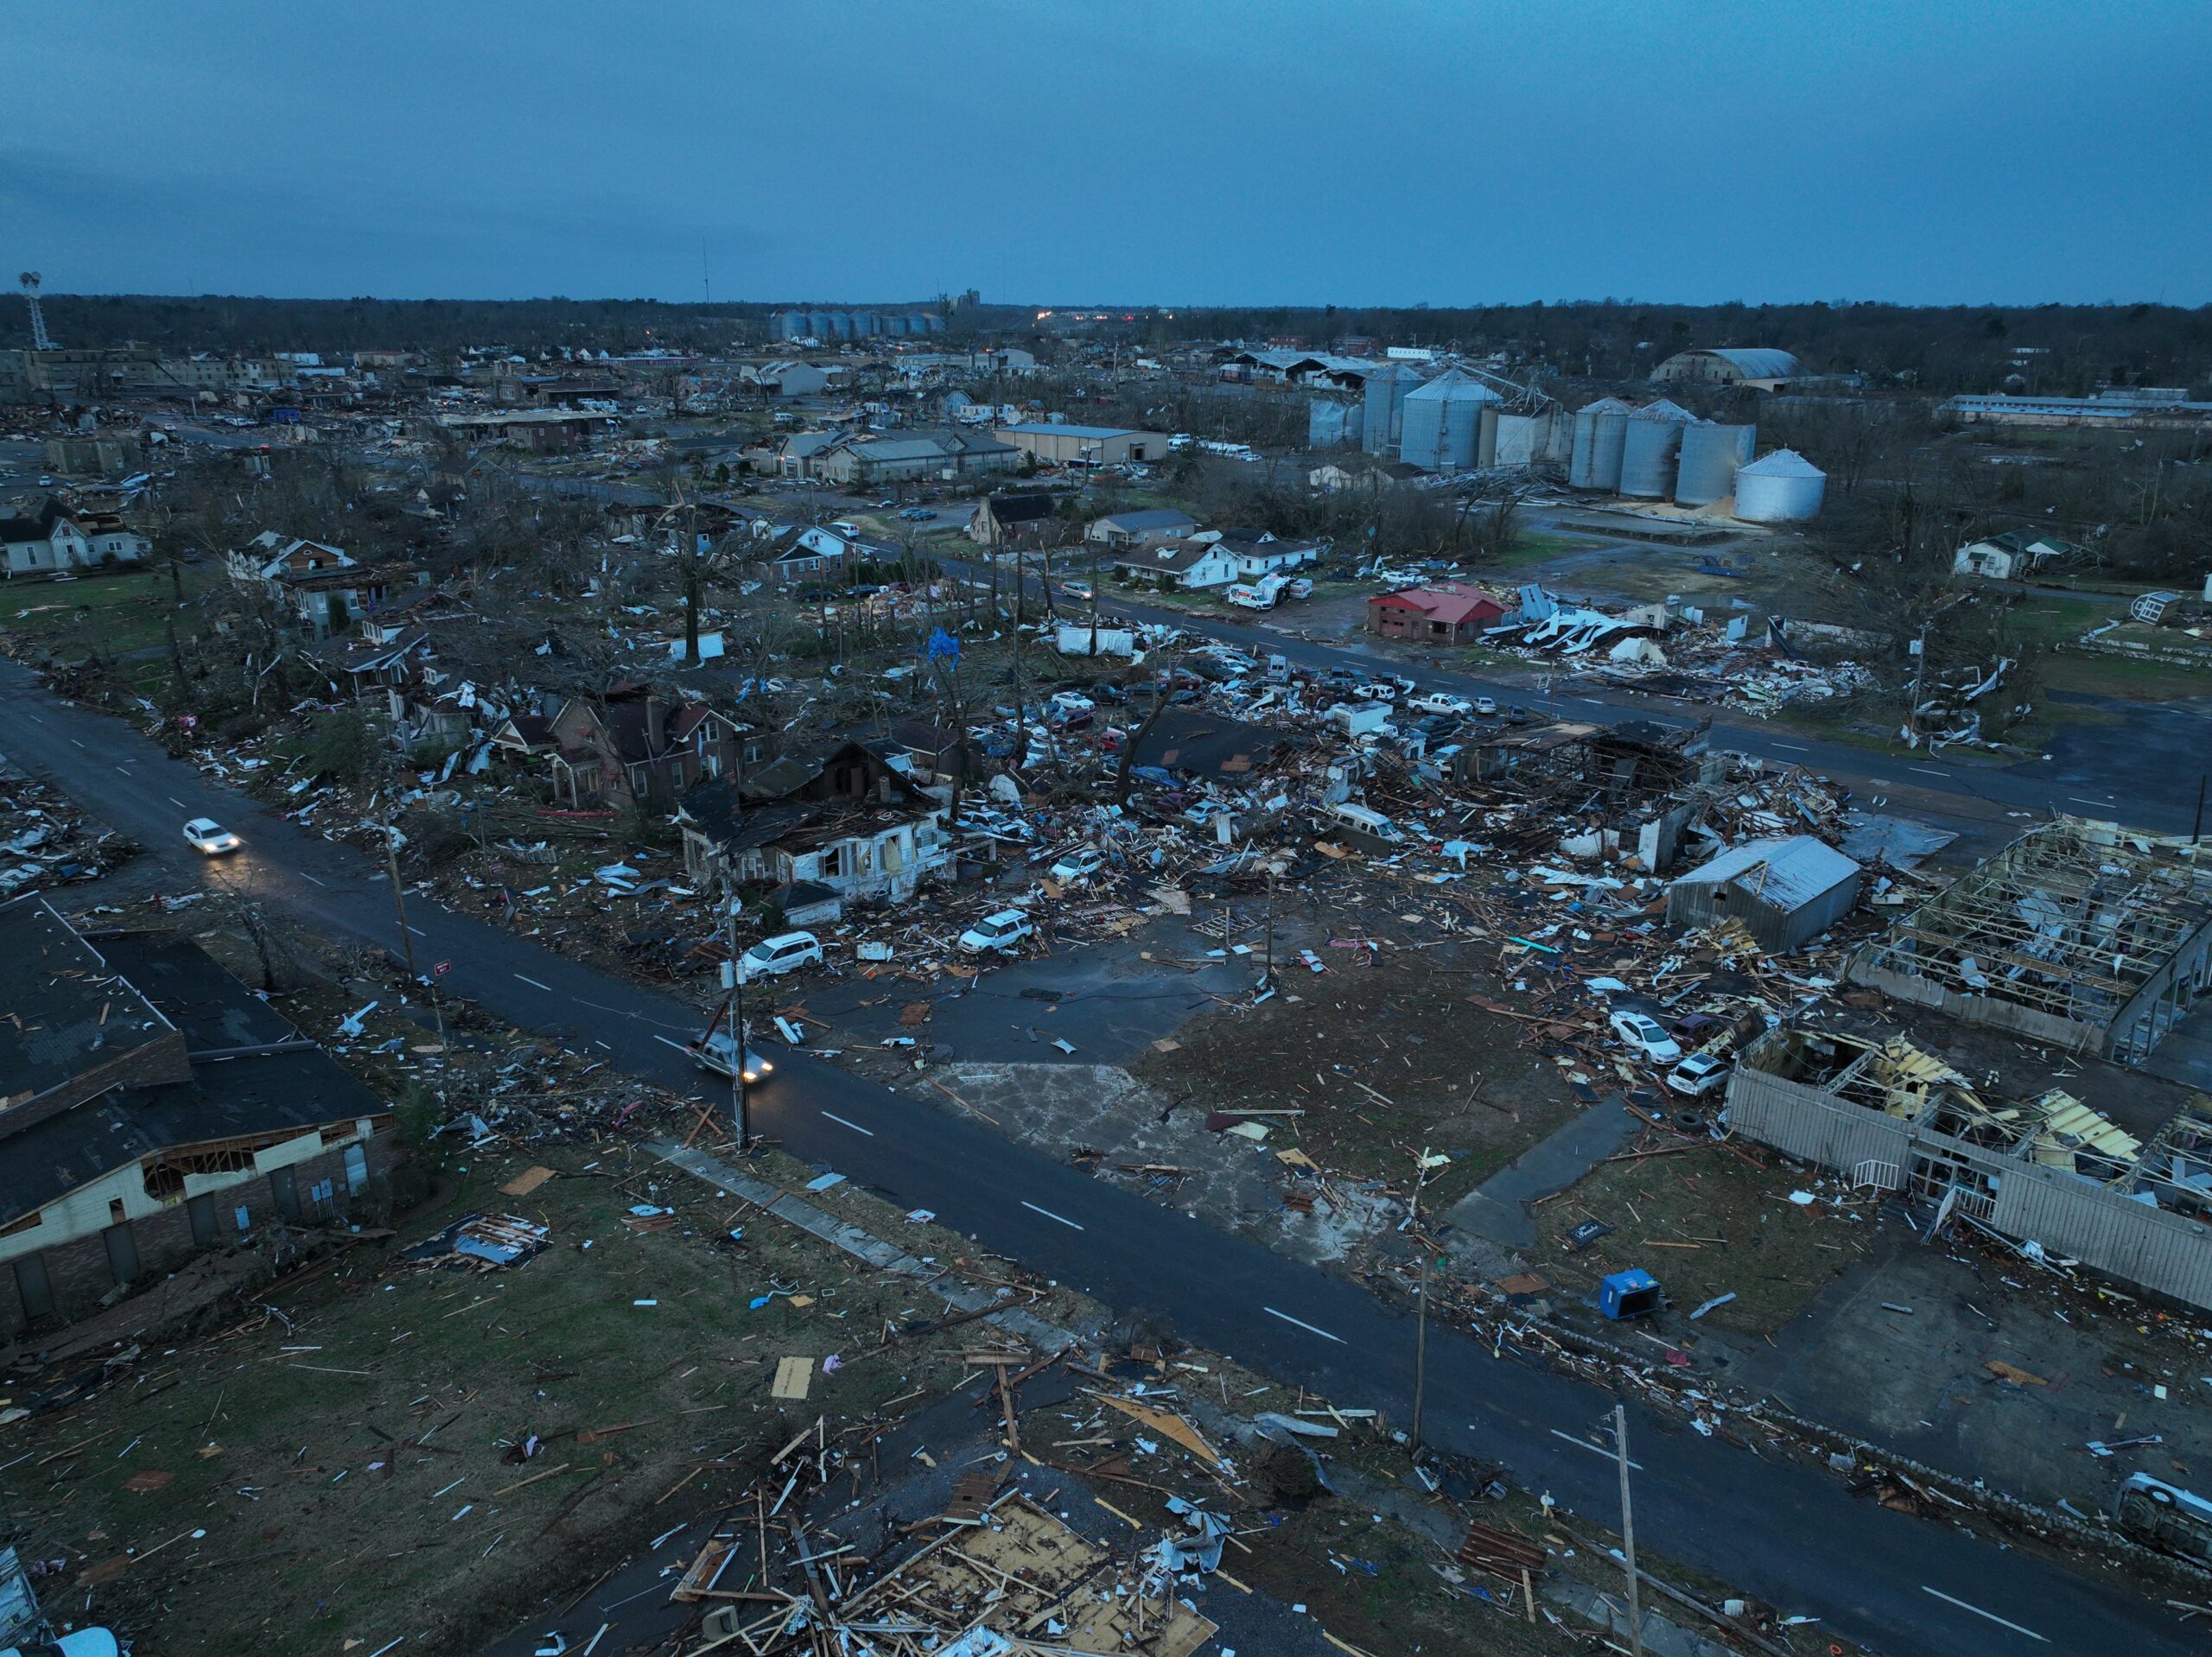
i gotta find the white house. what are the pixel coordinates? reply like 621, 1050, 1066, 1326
1953, 530, 2073, 581
0, 498, 144, 577
1108, 537, 1243, 590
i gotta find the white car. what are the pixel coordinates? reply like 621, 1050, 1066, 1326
1472, 695, 1498, 716
958, 909, 1035, 954
735, 931, 823, 983
1048, 690, 1096, 714
183, 817, 242, 855
1666, 1053, 1732, 1098
1060, 581, 1095, 601
1049, 847, 1106, 883
1407, 692, 1471, 716
1610, 1010, 1683, 1065
690, 1030, 775, 1084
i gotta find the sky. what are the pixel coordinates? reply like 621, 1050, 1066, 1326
5, 0, 2209, 308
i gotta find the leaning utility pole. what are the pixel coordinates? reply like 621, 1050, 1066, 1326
384, 830, 418, 981
1410, 1254, 1430, 1455
1614, 1404, 1644, 1657
727, 898, 749, 1146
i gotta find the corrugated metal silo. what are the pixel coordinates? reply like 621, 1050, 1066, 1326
1493, 411, 1552, 467
1308, 397, 1363, 449
1674, 422, 1758, 506
1477, 403, 1499, 467
1733, 449, 1827, 522
1399, 370, 1497, 471
1362, 364, 1426, 456
1569, 397, 1631, 490
1620, 401, 1699, 498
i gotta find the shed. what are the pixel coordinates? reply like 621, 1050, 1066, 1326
1667, 835, 1862, 952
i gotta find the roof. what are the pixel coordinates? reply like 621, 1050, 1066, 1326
1662, 347, 1800, 379
1631, 398, 1700, 423
983, 492, 1057, 524
1369, 584, 1505, 625
999, 423, 1142, 440
1094, 508, 1196, 534
1671, 835, 1861, 910
84, 932, 298, 1052
1129, 708, 1307, 778
0, 498, 74, 546
1403, 368, 1500, 404
0, 1044, 388, 1231
1109, 539, 1232, 574
0, 898, 178, 1113
1738, 448, 1823, 479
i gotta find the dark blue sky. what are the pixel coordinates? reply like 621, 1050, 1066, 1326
8, 1, 2208, 306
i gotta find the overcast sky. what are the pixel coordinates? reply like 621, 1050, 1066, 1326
6, 1, 2207, 308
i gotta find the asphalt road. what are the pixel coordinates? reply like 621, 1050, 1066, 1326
0, 657, 2193, 1656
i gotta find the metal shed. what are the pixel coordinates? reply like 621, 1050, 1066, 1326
1667, 835, 1863, 952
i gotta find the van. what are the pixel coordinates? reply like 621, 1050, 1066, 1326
1265, 653, 1290, 685
1316, 801, 1407, 846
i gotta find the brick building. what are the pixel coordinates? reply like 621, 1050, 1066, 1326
0, 900, 397, 1336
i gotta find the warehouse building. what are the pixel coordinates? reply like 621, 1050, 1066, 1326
995, 424, 1170, 467
1650, 347, 1801, 387
1667, 835, 1862, 953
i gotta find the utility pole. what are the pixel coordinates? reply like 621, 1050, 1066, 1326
1262, 871, 1276, 990
383, 830, 418, 981
1411, 1254, 1430, 1455
727, 898, 749, 1147
1613, 1404, 1644, 1657
2194, 773, 2205, 845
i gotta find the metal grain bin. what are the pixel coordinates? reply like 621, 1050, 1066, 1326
1493, 410, 1548, 466
1361, 364, 1427, 457
1674, 422, 1757, 506
1399, 370, 1497, 472
1619, 401, 1698, 498
1733, 448, 1827, 522
1569, 397, 1631, 490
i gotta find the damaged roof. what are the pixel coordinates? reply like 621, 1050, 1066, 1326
0, 898, 179, 1114
1672, 835, 1862, 910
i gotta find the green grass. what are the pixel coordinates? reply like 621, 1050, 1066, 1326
0, 565, 217, 660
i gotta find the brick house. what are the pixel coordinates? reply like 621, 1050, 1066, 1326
0, 900, 397, 1336
1367, 583, 1506, 644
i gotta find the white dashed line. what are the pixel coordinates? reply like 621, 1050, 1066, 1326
406, 925, 427, 937
820, 1111, 874, 1136
299, 872, 325, 886
114, 766, 130, 776
1548, 1428, 1642, 1470
1263, 1307, 1346, 1343
168, 796, 186, 808
2068, 797, 2115, 808
515, 974, 553, 991
1020, 1200, 1085, 1231
68, 738, 85, 749
1909, 765, 1949, 778
1921, 1586, 2047, 1642
1770, 742, 1810, 752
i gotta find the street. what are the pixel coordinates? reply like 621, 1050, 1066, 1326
0, 654, 2195, 1656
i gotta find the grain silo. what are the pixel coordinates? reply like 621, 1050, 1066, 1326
1492, 410, 1552, 466
1732, 449, 1827, 522
1399, 370, 1499, 472
1619, 400, 1699, 498
1674, 422, 1757, 506
1570, 397, 1632, 488
1308, 396, 1364, 449
1362, 363, 1427, 457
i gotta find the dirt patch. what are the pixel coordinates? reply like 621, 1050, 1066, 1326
1127, 936, 1580, 1218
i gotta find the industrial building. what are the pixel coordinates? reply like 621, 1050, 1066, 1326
1398, 370, 1499, 471
995, 424, 1169, 467
1848, 818, 2212, 1065
1666, 835, 1863, 953
1726, 1027, 2212, 1312
1650, 347, 1801, 386
1360, 362, 1428, 457
1618, 400, 1700, 497
768, 309, 945, 342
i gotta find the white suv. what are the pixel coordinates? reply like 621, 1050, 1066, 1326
959, 910, 1035, 954
736, 931, 823, 983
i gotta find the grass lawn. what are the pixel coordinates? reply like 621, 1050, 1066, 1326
0, 1140, 1018, 1656
0, 564, 218, 662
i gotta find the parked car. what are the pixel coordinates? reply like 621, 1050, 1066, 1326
183, 817, 242, 855
1050, 846, 1107, 883
735, 931, 823, 983
1353, 681, 1402, 702
1502, 703, 1534, 726
1048, 690, 1096, 714
1471, 695, 1498, 716
1407, 692, 1471, 716
899, 506, 933, 521
1089, 681, 1129, 705
1665, 1053, 1732, 1098
1610, 1010, 1683, 1064
958, 909, 1035, 953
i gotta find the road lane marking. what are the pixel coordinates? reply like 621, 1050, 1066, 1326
1020, 1200, 1084, 1231
1920, 1586, 2046, 1642
299, 872, 325, 886
1770, 742, 1810, 752
2068, 797, 2114, 808
515, 974, 553, 991
821, 1111, 875, 1136
1548, 1428, 1642, 1470
115, 766, 131, 776
1909, 765, 1949, 778
168, 796, 186, 807
69, 738, 85, 748
1263, 1307, 1345, 1343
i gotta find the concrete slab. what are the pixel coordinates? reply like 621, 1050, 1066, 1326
1441, 1098, 1643, 1250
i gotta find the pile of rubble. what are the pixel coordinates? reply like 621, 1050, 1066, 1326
0, 760, 137, 899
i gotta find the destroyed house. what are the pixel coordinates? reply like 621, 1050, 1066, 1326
679, 740, 948, 905
1668, 835, 1863, 953
969, 492, 1057, 546
1849, 817, 2212, 1064
1458, 717, 1714, 871
547, 692, 745, 809
0, 901, 395, 1335
1728, 1026, 2212, 1311
1128, 707, 1306, 781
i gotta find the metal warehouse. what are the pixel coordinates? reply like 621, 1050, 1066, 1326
1666, 835, 1862, 952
